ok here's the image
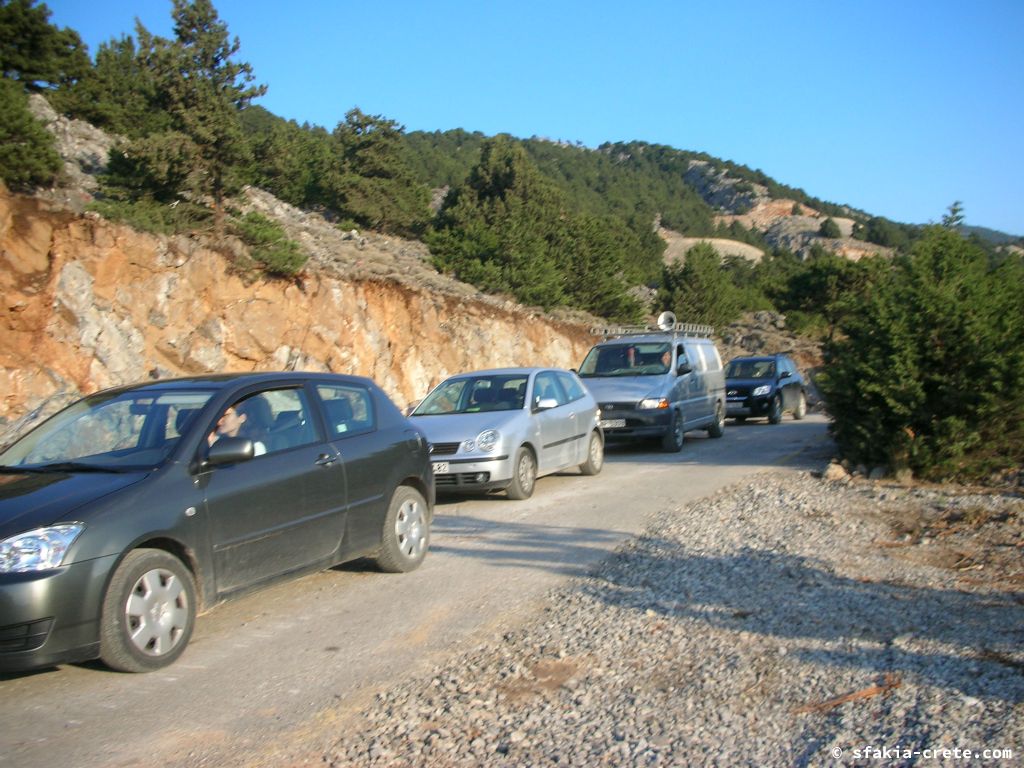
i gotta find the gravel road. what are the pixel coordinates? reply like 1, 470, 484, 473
325, 470, 1023, 767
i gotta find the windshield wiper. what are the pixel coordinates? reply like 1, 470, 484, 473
19, 462, 123, 473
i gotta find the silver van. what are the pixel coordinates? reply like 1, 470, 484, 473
577, 314, 726, 451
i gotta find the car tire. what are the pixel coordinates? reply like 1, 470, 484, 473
768, 395, 783, 424
99, 549, 196, 673
661, 409, 684, 452
373, 486, 430, 573
506, 446, 537, 500
707, 402, 725, 438
579, 430, 604, 475
793, 391, 807, 420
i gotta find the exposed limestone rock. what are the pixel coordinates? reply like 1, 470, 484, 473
0, 187, 598, 444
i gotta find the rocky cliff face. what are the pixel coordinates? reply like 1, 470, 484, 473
0, 187, 597, 444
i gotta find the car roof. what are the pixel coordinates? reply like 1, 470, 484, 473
443, 367, 561, 378
728, 355, 783, 362
593, 334, 678, 345
85, 371, 377, 397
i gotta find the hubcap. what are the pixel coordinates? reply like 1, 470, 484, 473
590, 436, 603, 469
125, 568, 188, 657
395, 498, 426, 558
519, 453, 535, 491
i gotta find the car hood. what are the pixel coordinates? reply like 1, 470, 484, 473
581, 376, 665, 404
0, 470, 148, 537
411, 411, 526, 443
725, 377, 773, 389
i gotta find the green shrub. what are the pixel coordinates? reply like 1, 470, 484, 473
88, 197, 211, 234
231, 212, 307, 277
819, 227, 1024, 481
818, 217, 842, 239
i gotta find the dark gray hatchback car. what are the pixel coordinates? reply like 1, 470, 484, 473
0, 372, 434, 673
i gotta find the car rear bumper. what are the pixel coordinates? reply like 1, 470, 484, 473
0, 554, 117, 672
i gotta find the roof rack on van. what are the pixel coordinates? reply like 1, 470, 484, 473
589, 322, 715, 340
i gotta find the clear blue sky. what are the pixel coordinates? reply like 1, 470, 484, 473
46, 0, 1024, 236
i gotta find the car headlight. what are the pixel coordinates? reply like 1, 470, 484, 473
639, 398, 669, 410
752, 385, 771, 397
476, 429, 499, 452
0, 523, 85, 573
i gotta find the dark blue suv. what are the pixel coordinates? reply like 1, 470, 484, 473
724, 354, 807, 424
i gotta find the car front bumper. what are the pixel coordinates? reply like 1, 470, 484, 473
430, 453, 514, 493
0, 553, 117, 672
598, 408, 672, 441
726, 396, 772, 418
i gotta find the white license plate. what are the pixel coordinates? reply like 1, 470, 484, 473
432, 461, 450, 474
600, 418, 626, 429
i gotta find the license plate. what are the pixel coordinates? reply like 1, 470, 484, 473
432, 461, 450, 474
600, 418, 626, 429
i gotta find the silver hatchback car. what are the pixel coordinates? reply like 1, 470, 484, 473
409, 368, 603, 499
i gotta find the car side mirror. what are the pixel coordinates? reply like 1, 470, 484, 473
204, 436, 255, 468
676, 363, 692, 376
534, 397, 558, 411
780, 371, 791, 380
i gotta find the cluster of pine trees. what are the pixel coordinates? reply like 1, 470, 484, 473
3, 0, 1022, 480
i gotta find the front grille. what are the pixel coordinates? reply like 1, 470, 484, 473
0, 618, 54, 653
435, 472, 491, 487
429, 442, 460, 457
599, 402, 637, 412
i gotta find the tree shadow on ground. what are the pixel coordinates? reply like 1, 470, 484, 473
581, 542, 1024, 703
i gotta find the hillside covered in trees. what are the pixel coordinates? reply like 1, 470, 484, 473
3, 0, 1023, 481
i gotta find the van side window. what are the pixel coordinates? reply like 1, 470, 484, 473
704, 344, 723, 372
686, 344, 708, 373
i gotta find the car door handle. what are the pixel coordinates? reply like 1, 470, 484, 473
315, 453, 338, 466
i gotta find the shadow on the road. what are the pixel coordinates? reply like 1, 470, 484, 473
600, 416, 833, 469
580, 542, 1024, 703
428, 513, 626, 578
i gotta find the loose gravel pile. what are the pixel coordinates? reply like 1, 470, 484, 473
326, 472, 1023, 767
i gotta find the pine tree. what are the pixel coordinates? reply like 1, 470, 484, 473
0, 76, 61, 189
135, 0, 266, 232
0, 0, 89, 90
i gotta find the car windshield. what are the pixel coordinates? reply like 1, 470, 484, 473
578, 342, 671, 377
726, 359, 776, 379
412, 375, 528, 415
0, 389, 216, 471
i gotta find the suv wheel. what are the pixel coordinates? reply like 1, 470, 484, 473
793, 391, 807, 420
768, 395, 783, 424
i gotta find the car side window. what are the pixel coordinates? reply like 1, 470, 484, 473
261, 389, 318, 453
534, 372, 568, 407
556, 372, 585, 403
317, 384, 375, 438
210, 388, 316, 457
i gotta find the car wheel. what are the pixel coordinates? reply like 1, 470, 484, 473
768, 395, 783, 424
374, 486, 430, 573
506, 446, 537, 500
793, 391, 807, 420
707, 402, 726, 438
579, 429, 604, 475
661, 409, 684, 452
99, 549, 196, 673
